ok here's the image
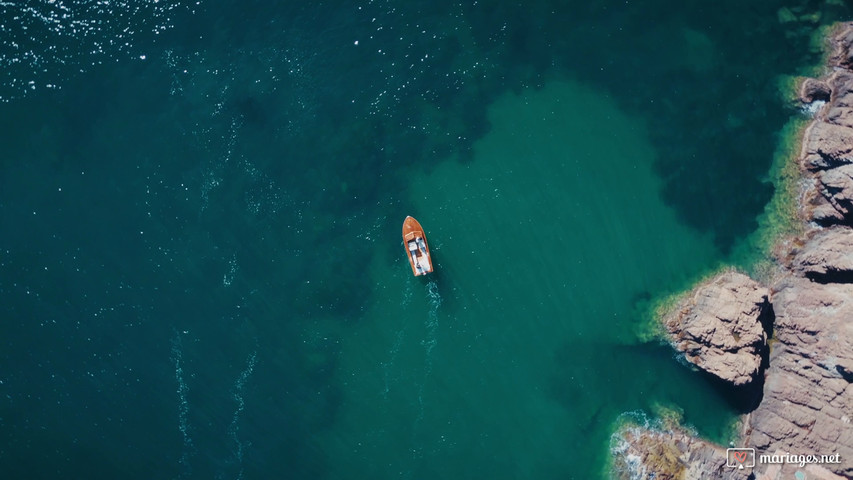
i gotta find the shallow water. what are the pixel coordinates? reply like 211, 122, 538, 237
1, 0, 848, 478
323, 81, 730, 479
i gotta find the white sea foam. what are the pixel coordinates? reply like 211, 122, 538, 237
170, 332, 194, 478
609, 411, 653, 480
241, 158, 290, 218
356, 215, 386, 243
423, 280, 441, 364
413, 280, 442, 437
400, 269, 414, 307
802, 99, 826, 116
228, 351, 257, 480
199, 115, 241, 212
381, 266, 415, 398
381, 326, 406, 399
607, 410, 700, 480
222, 253, 238, 287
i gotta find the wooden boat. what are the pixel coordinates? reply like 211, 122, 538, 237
402, 216, 433, 276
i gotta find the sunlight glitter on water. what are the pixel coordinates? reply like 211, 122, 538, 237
0, 0, 194, 101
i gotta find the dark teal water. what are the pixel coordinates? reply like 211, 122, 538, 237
1, 1, 848, 479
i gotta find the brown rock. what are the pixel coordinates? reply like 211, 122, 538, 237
612, 425, 748, 480
825, 106, 853, 129
829, 23, 853, 69
744, 276, 853, 478
663, 271, 769, 386
803, 178, 848, 225
611, 22, 853, 478
809, 202, 847, 225
818, 164, 853, 222
801, 121, 853, 171
800, 78, 831, 103
828, 71, 853, 108
793, 227, 853, 281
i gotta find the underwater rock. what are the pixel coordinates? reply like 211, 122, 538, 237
777, 7, 798, 25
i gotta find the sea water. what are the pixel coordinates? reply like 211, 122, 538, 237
0, 1, 847, 479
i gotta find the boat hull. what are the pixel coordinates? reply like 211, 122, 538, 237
402, 216, 433, 276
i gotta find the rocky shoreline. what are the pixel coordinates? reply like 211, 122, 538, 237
612, 23, 853, 480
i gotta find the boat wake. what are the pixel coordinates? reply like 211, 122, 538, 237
381, 327, 406, 400
412, 279, 442, 455
171, 332, 195, 478
381, 264, 415, 398
170, 331, 258, 479
227, 351, 257, 480
423, 280, 442, 374
401, 274, 414, 308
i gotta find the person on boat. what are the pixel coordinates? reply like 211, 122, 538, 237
408, 241, 420, 264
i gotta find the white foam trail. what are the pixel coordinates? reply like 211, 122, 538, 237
222, 253, 238, 287
171, 333, 194, 478
401, 273, 414, 307
228, 351, 257, 480
801, 99, 825, 116
381, 327, 406, 399
381, 273, 416, 398
200, 115, 242, 212
610, 410, 655, 480
412, 279, 442, 451
423, 280, 442, 372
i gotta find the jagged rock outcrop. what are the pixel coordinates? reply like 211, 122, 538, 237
743, 274, 853, 478
830, 25, 853, 69
801, 68, 853, 226
743, 22, 853, 479
824, 71, 853, 128
663, 271, 770, 387
614, 22, 853, 480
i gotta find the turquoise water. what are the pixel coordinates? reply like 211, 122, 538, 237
1, 1, 849, 479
